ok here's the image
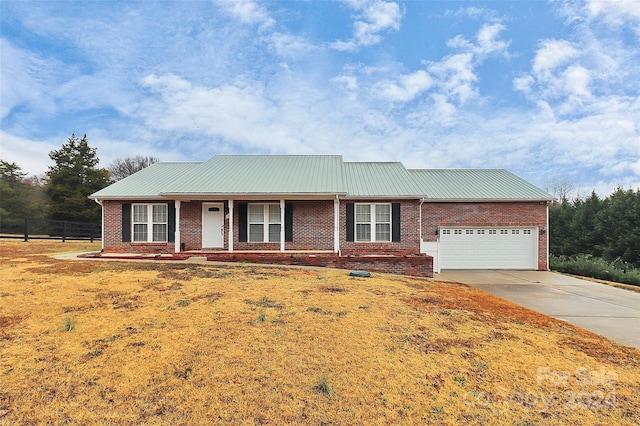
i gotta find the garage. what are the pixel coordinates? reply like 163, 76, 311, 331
439, 227, 538, 270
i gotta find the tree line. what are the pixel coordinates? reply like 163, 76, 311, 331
549, 188, 640, 269
1, 133, 158, 224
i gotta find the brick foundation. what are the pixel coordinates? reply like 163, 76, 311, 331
205, 252, 433, 278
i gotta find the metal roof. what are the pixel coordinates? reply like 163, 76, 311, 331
89, 155, 553, 201
409, 169, 554, 201
160, 155, 347, 195
89, 162, 199, 199
344, 162, 424, 197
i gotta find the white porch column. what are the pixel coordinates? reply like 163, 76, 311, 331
334, 196, 340, 253
174, 200, 181, 253
228, 199, 234, 252
280, 199, 285, 252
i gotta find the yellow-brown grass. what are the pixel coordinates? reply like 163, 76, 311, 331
0, 240, 638, 424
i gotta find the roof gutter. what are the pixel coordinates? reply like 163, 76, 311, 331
423, 198, 554, 203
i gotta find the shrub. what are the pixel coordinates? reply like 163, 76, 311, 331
313, 374, 333, 396
62, 317, 75, 332
550, 254, 640, 286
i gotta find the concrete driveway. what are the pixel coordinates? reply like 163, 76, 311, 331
436, 270, 640, 349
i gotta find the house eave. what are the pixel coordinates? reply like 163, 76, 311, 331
424, 198, 554, 203
158, 192, 348, 201
343, 195, 421, 200
89, 195, 168, 201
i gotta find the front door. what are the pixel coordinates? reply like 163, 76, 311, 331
202, 203, 224, 248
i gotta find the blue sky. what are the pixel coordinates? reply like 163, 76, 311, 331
1, 0, 639, 197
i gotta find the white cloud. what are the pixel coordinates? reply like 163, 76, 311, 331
563, 65, 591, 97
365, 22, 509, 108
373, 70, 432, 102
0, 39, 58, 119
0, 131, 57, 176
585, 0, 640, 35
331, 0, 403, 51
268, 32, 317, 58
532, 39, 579, 75
215, 0, 275, 28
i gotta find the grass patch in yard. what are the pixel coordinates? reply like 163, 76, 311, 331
0, 240, 639, 424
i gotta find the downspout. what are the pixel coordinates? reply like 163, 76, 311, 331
334, 195, 340, 255
546, 202, 550, 271
419, 198, 425, 245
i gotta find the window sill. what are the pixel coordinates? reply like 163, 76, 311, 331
130, 242, 169, 245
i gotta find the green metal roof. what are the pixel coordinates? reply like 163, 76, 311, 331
344, 162, 424, 198
89, 162, 199, 199
161, 155, 347, 195
409, 169, 554, 201
89, 155, 553, 201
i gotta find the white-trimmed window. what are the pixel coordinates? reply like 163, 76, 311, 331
355, 203, 391, 242
132, 204, 168, 242
248, 203, 281, 243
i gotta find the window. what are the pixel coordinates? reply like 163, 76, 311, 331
524, 229, 532, 235
477, 230, 485, 234
454, 229, 462, 235
355, 203, 391, 242
500, 230, 508, 234
248, 203, 281, 242
512, 230, 520, 234
132, 204, 168, 242
466, 229, 474, 234
489, 230, 496, 234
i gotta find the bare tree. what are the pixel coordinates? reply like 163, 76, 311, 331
545, 176, 576, 201
108, 155, 159, 181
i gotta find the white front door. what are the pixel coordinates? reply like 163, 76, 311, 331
202, 203, 224, 248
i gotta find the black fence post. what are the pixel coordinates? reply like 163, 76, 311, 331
24, 218, 29, 242
90, 224, 94, 243
62, 222, 67, 243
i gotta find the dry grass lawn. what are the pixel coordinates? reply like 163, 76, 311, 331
0, 240, 639, 425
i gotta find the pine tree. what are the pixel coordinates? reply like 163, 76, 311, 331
46, 133, 111, 223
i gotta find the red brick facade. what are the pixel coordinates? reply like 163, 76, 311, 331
233, 200, 335, 251
339, 199, 421, 255
101, 199, 548, 270
421, 202, 549, 270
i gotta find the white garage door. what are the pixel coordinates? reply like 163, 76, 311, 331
439, 228, 537, 270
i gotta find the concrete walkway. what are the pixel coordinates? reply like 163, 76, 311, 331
436, 270, 640, 349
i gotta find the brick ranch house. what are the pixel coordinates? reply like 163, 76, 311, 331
89, 155, 554, 277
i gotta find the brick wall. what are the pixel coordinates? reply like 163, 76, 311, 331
340, 199, 421, 255
180, 201, 205, 251
233, 200, 334, 251
421, 202, 549, 270
103, 199, 548, 270
102, 200, 176, 254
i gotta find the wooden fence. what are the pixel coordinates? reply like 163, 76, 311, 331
0, 216, 101, 242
